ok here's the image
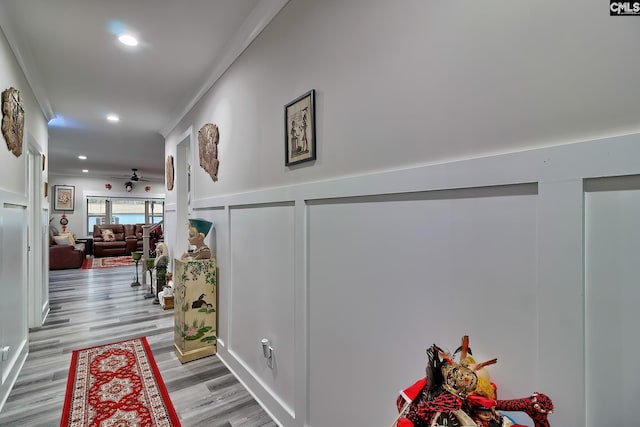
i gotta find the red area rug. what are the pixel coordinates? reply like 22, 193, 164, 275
83, 255, 135, 269
61, 337, 181, 427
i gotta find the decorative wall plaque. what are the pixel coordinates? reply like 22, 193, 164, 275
1, 87, 25, 157
198, 123, 219, 182
166, 155, 174, 190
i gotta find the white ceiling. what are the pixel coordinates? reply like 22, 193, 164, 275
0, 0, 288, 182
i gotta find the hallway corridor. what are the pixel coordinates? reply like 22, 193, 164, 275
0, 265, 276, 427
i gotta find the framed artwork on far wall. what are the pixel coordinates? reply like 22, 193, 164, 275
53, 185, 75, 211
285, 89, 316, 166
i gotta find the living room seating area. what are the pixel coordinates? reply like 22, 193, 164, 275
48, 223, 164, 269
92, 224, 163, 257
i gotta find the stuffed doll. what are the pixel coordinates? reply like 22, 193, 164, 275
394, 336, 553, 427
395, 342, 478, 426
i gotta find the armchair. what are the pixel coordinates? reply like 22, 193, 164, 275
50, 241, 85, 269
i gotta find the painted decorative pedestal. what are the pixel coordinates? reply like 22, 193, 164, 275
174, 258, 217, 363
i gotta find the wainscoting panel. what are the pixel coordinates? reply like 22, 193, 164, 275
0, 196, 29, 411
188, 134, 640, 427
307, 186, 539, 426
228, 202, 296, 416
584, 177, 640, 426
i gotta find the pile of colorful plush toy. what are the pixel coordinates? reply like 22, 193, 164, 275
394, 336, 553, 427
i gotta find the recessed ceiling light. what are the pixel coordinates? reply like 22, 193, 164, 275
82, 169, 89, 173
78, 155, 87, 160
107, 114, 120, 122
118, 34, 138, 46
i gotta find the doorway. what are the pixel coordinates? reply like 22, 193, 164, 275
27, 143, 48, 327
173, 129, 193, 269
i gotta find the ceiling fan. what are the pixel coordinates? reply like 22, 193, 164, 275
129, 168, 150, 182
107, 169, 151, 190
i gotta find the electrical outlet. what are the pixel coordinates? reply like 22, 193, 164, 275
260, 339, 274, 368
267, 346, 274, 369
261, 339, 270, 358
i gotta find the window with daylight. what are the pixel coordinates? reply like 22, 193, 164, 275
111, 198, 146, 225
86, 197, 164, 233
149, 200, 164, 224
87, 197, 108, 231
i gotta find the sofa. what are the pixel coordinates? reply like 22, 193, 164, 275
49, 230, 86, 270
92, 224, 163, 257
93, 224, 140, 257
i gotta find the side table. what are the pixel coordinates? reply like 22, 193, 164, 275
76, 237, 94, 256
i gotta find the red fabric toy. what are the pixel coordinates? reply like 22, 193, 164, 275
393, 337, 553, 427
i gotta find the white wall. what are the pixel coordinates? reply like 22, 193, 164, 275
168, 0, 640, 199
162, 1, 640, 426
0, 25, 48, 410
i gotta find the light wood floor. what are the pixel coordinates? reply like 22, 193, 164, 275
0, 265, 277, 427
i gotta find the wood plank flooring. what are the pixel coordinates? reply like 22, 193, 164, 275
0, 265, 277, 427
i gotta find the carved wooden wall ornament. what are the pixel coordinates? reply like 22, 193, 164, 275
2, 87, 25, 157
198, 123, 219, 182
166, 155, 174, 190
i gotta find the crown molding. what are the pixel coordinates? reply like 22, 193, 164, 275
160, 0, 290, 137
0, 5, 55, 121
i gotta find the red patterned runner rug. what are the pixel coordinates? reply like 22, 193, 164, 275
61, 337, 181, 427
83, 255, 135, 269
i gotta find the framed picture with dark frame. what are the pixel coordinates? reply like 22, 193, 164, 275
53, 185, 75, 211
285, 89, 316, 166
